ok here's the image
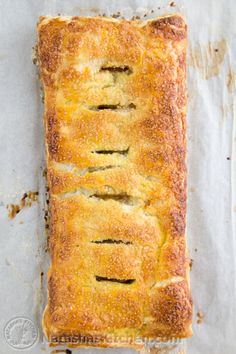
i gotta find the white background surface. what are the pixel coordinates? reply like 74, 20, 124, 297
0, 0, 235, 353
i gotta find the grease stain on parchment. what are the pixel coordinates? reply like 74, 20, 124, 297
189, 39, 227, 79
227, 69, 236, 92
221, 103, 233, 119
143, 346, 179, 354
72, 6, 100, 14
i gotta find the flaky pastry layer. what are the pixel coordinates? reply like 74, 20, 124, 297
37, 14, 192, 348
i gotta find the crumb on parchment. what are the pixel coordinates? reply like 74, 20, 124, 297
189, 259, 194, 270
197, 311, 204, 324
32, 45, 38, 65
7, 191, 39, 219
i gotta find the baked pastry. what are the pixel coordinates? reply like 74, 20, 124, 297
37, 14, 192, 348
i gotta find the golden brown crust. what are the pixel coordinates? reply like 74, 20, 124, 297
38, 14, 192, 348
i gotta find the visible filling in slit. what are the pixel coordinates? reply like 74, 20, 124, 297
88, 103, 136, 111
95, 276, 135, 284
92, 147, 129, 156
91, 239, 132, 245
54, 162, 120, 176
100, 65, 133, 75
91, 193, 136, 205
58, 188, 140, 206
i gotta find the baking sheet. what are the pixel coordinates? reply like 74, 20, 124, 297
0, 0, 236, 353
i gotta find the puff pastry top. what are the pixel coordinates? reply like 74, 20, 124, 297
37, 14, 192, 348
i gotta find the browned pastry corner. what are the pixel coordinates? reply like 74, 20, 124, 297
37, 14, 192, 348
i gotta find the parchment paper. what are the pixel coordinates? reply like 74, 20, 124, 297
0, 1, 235, 353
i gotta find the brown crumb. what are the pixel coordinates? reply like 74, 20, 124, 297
189, 259, 194, 270
197, 310, 204, 324
214, 48, 218, 52
32, 45, 38, 65
44, 206, 50, 230
41, 272, 44, 277
131, 15, 141, 20
21, 191, 38, 207
7, 191, 39, 219
169, 1, 176, 6
44, 186, 50, 232
111, 13, 120, 18
7, 204, 20, 219
21, 192, 28, 201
